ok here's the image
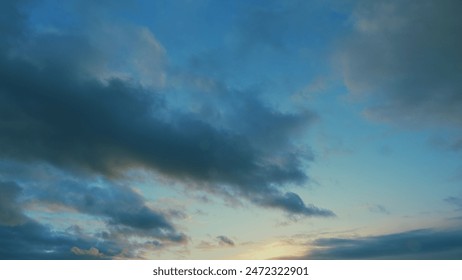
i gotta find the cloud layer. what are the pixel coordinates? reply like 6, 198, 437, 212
340, 0, 462, 129
281, 228, 462, 260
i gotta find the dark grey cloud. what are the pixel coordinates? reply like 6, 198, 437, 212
254, 191, 335, 217
0, 220, 120, 260
0, 170, 186, 259
217, 235, 235, 247
0, 178, 124, 259
281, 228, 462, 260
340, 0, 462, 130
29, 178, 186, 243
0, 0, 333, 218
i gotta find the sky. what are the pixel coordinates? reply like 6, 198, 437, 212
0, 0, 462, 260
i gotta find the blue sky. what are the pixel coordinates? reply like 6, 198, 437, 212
1, 0, 462, 259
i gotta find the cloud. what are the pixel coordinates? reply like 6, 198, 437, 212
340, 0, 462, 129
366, 204, 390, 215
29, 177, 186, 243
0, 220, 120, 260
280, 228, 462, 260
254, 192, 335, 218
70, 247, 104, 258
217, 235, 235, 247
0, 178, 124, 259
0, 0, 333, 218
197, 235, 236, 250
0, 161, 187, 259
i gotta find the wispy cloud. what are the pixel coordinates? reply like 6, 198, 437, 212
217, 235, 235, 247
197, 235, 236, 250
366, 204, 390, 215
